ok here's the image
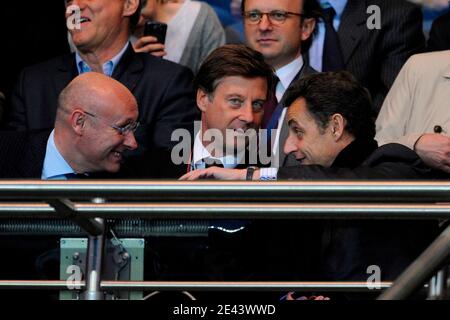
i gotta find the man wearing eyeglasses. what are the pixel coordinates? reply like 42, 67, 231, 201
241, 0, 321, 167
0, 72, 139, 179
5, 0, 198, 178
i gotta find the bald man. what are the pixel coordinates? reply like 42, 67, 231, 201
0, 72, 139, 179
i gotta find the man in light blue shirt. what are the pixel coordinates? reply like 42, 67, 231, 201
0, 72, 139, 180
42, 72, 139, 180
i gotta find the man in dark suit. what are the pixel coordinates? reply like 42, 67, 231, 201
4, 0, 199, 178
427, 11, 450, 52
181, 71, 438, 283
306, 0, 425, 114
0, 72, 139, 179
188, 44, 274, 171
0, 73, 139, 300
241, 0, 321, 168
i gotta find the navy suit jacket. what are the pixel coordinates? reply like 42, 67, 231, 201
278, 140, 438, 281
5, 45, 200, 178
306, 0, 425, 114
0, 129, 50, 178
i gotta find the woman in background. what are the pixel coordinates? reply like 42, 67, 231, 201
133, 0, 225, 73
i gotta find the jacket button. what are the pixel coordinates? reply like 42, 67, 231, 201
434, 125, 442, 134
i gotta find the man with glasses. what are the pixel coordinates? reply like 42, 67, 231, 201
0, 72, 139, 179
5, 0, 198, 178
241, 0, 321, 167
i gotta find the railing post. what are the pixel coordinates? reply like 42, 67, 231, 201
378, 224, 450, 300
82, 217, 106, 300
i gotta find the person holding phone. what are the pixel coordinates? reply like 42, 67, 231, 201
132, 0, 226, 72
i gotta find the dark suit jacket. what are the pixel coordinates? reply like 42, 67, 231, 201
278, 139, 438, 281
306, 0, 425, 114
427, 12, 450, 52
5, 45, 200, 178
0, 129, 50, 178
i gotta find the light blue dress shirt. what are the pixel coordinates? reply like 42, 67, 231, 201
75, 42, 130, 76
309, 0, 348, 72
41, 130, 75, 180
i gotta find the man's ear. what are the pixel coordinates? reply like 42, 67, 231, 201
71, 109, 86, 136
330, 113, 346, 141
300, 17, 316, 42
196, 88, 209, 113
123, 0, 140, 18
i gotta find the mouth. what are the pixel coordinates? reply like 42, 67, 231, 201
233, 128, 246, 134
257, 38, 277, 45
296, 157, 306, 164
111, 151, 123, 162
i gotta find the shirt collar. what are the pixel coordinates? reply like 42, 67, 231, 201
75, 41, 130, 76
321, 0, 347, 18
192, 131, 245, 169
275, 55, 304, 93
42, 130, 75, 180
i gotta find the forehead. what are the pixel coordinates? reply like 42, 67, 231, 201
244, 0, 302, 12
287, 97, 315, 127
212, 76, 268, 96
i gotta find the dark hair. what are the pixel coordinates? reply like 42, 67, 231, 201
241, 0, 322, 51
194, 44, 275, 95
284, 71, 376, 140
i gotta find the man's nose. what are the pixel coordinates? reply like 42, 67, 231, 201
68, 0, 86, 10
283, 131, 298, 156
239, 104, 255, 124
258, 14, 274, 31
124, 132, 138, 150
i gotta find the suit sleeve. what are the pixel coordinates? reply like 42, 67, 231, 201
278, 144, 428, 180
5, 69, 28, 131
152, 64, 200, 152
278, 162, 424, 180
372, 2, 425, 112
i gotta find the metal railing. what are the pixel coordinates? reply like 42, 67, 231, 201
0, 180, 449, 300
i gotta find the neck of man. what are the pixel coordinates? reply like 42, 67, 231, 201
268, 52, 302, 71
77, 34, 129, 74
326, 134, 355, 167
54, 126, 87, 174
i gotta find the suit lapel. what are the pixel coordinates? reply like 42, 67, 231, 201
112, 44, 144, 93
338, 0, 367, 65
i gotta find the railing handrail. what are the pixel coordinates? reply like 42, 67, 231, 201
0, 180, 449, 202
0, 202, 450, 219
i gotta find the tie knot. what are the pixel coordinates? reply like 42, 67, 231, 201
322, 7, 336, 23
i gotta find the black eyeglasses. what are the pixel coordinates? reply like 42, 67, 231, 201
84, 111, 139, 136
243, 10, 304, 25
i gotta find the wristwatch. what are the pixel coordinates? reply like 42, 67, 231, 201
246, 166, 259, 181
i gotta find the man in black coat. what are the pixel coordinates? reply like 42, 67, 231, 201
182, 72, 438, 282
4, 0, 199, 178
